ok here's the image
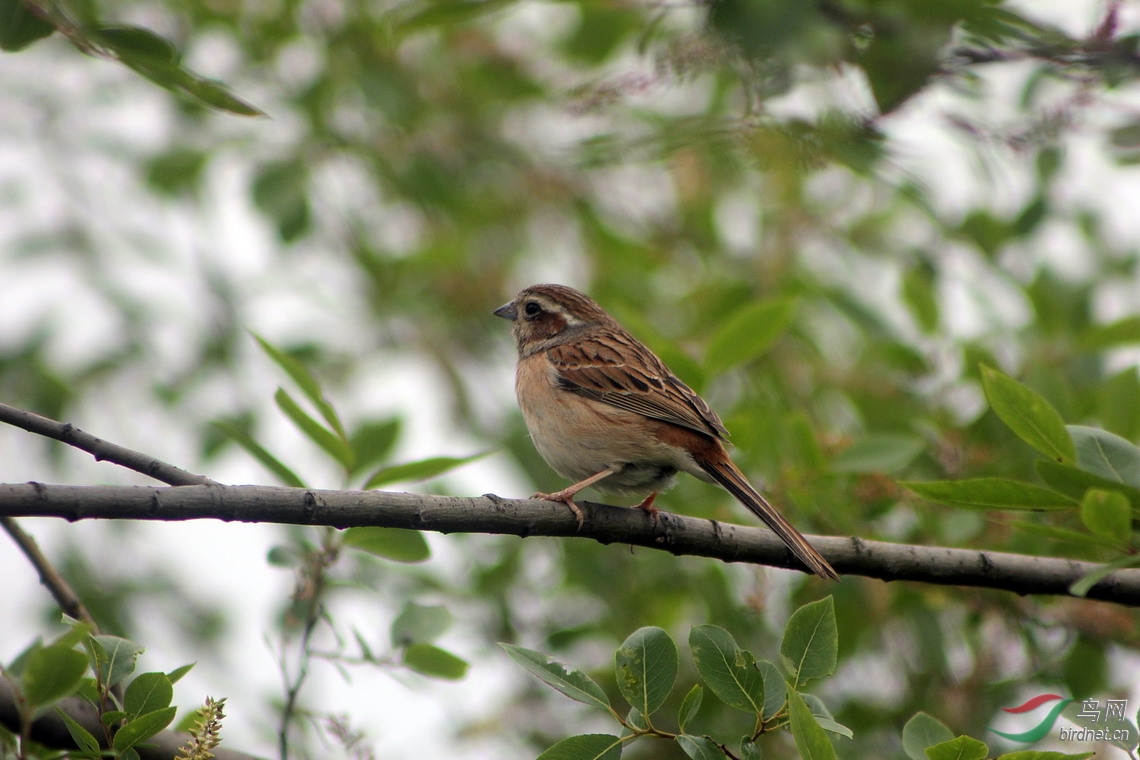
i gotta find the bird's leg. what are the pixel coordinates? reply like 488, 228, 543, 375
634, 492, 659, 520
533, 465, 620, 527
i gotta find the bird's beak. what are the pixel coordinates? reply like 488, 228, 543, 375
493, 302, 517, 321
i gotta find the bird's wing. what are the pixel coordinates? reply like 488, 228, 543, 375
546, 328, 728, 439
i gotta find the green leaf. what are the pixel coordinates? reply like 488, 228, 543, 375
90, 25, 177, 64
145, 149, 207, 195
625, 706, 648, 731
181, 74, 264, 116
902, 478, 1074, 510
500, 644, 612, 711
166, 663, 194, 684
535, 734, 623, 760
1078, 315, 1140, 350
394, 0, 518, 37
251, 163, 310, 241
111, 706, 177, 752
211, 420, 306, 487
688, 625, 764, 715
676, 734, 725, 760
363, 452, 487, 489
756, 660, 786, 720
351, 627, 376, 662
0, 0, 55, 51
50, 618, 94, 650
402, 643, 468, 680
1110, 123, 1140, 149
902, 264, 939, 333
1068, 425, 1140, 487
780, 597, 837, 687
274, 388, 353, 469
787, 689, 837, 760
614, 627, 677, 717
56, 709, 101, 759
1069, 554, 1140, 597
1035, 460, 1140, 510
705, 298, 796, 374
678, 685, 703, 733
816, 716, 854, 738
88, 26, 263, 117
980, 365, 1075, 463
1078, 489, 1131, 542
740, 738, 761, 760
123, 672, 173, 717
903, 713, 955, 760
21, 645, 88, 709
102, 710, 129, 725
87, 636, 144, 689
348, 418, 402, 475
925, 735, 989, 760
7, 638, 43, 677
391, 602, 452, 647
253, 334, 344, 436
342, 527, 430, 563
1012, 521, 1123, 551
831, 433, 926, 474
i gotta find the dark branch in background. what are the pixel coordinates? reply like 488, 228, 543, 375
0, 676, 265, 760
1, 482, 1138, 606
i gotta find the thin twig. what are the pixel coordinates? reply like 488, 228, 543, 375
0, 516, 96, 629
277, 531, 338, 760
0, 401, 217, 632
0, 402, 217, 486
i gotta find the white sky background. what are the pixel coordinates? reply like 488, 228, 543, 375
1, 1, 1139, 758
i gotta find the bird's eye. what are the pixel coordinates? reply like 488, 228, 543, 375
523, 301, 542, 318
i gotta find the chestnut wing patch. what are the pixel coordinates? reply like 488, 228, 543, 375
547, 333, 728, 439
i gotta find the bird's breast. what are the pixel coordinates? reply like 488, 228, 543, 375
514, 354, 703, 494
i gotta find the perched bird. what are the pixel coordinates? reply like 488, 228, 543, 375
494, 283, 838, 580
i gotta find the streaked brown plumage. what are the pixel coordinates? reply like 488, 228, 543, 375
494, 283, 839, 581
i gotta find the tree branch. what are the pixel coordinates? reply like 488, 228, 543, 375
0, 402, 216, 486
0, 515, 94, 625
0, 401, 215, 633
1, 482, 1137, 605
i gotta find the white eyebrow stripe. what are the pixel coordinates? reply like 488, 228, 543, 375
538, 298, 585, 326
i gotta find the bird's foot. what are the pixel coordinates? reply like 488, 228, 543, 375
634, 492, 660, 524
532, 490, 586, 528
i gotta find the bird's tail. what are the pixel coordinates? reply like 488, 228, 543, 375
698, 457, 839, 581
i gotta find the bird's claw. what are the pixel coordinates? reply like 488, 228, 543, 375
532, 490, 586, 529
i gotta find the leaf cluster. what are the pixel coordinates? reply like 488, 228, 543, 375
1, 617, 194, 759
906, 366, 1140, 593
502, 598, 842, 760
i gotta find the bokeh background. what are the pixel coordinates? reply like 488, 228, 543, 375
2, 0, 1140, 758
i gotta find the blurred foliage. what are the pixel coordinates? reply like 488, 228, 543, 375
2, 0, 1140, 758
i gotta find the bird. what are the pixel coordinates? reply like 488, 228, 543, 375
493, 283, 839, 581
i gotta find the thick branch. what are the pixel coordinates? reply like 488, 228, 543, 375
1, 482, 1137, 605
0, 675, 264, 760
